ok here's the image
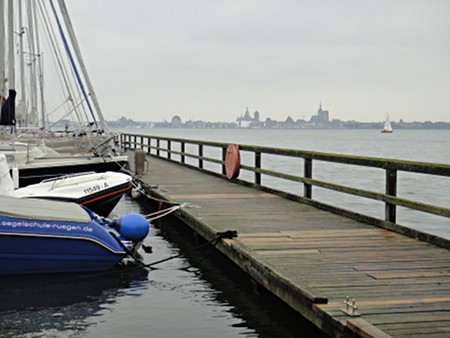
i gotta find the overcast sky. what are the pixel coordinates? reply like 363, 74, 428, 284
65, 1, 450, 123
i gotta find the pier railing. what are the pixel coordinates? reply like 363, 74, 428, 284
120, 133, 450, 246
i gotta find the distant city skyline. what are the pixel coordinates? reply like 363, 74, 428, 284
66, 1, 450, 123
165, 103, 449, 124
106, 102, 450, 130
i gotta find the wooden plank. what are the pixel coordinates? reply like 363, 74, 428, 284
169, 193, 279, 199
383, 328, 450, 338
366, 271, 450, 280
281, 229, 398, 238
347, 318, 393, 338
314, 286, 450, 298
255, 249, 320, 255
140, 156, 450, 338
312, 279, 450, 288
238, 232, 289, 238
359, 312, 450, 326
377, 321, 450, 334
319, 297, 450, 309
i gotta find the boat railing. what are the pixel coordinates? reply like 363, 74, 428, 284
120, 133, 450, 248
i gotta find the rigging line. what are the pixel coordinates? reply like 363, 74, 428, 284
57, 0, 108, 132
48, 0, 98, 128
48, 0, 94, 130
45, 96, 70, 116
37, 0, 78, 119
77, 129, 113, 154
38, 0, 70, 96
47, 97, 85, 129
69, 92, 89, 128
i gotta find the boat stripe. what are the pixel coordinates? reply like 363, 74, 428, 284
80, 185, 132, 205
0, 232, 127, 255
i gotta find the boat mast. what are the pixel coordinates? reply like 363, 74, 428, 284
31, 1, 45, 130
17, 0, 27, 127
0, 0, 17, 132
26, 0, 38, 127
7, 0, 14, 91
36, 1, 86, 129
51, 0, 108, 132
0, 0, 5, 98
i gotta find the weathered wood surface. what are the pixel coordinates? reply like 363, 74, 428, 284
139, 155, 450, 338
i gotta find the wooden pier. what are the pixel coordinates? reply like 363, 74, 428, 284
123, 134, 450, 338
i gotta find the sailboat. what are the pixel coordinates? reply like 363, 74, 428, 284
0, 2, 152, 276
0, 1, 128, 185
381, 115, 393, 133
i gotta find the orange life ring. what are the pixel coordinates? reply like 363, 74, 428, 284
225, 144, 240, 179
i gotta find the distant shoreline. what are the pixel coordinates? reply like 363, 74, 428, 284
107, 121, 450, 130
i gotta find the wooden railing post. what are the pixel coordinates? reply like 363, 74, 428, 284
198, 144, 203, 169
255, 151, 261, 185
120, 134, 125, 149
181, 142, 186, 163
156, 139, 160, 157
167, 140, 171, 160
222, 147, 227, 175
304, 158, 312, 198
385, 169, 397, 223
146, 137, 151, 154
140, 136, 144, 149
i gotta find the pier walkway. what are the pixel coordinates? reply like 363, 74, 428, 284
137, 155, 450, 338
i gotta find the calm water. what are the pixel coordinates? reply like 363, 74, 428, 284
0, 196, 326, 338
124, 128, 450, 163
2, 128, 449, 337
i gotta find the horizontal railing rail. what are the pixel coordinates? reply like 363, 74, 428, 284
120, 133, 450, 244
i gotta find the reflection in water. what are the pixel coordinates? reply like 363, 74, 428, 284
0, 267, 149, 337
149, 205, 328, 338
0, 195, 328, 338
0, 196, 150, 338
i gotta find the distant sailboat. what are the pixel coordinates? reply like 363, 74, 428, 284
381, 115, 393, 133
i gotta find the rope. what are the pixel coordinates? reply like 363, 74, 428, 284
100, 144, 199, 219
82, 229, 238, 278
130, 177, 183, 206
144, 205, 182, 222
133, 230, 238, 269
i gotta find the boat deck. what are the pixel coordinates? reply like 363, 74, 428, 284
139, 155, 450, 337
15, 155, 128, 187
